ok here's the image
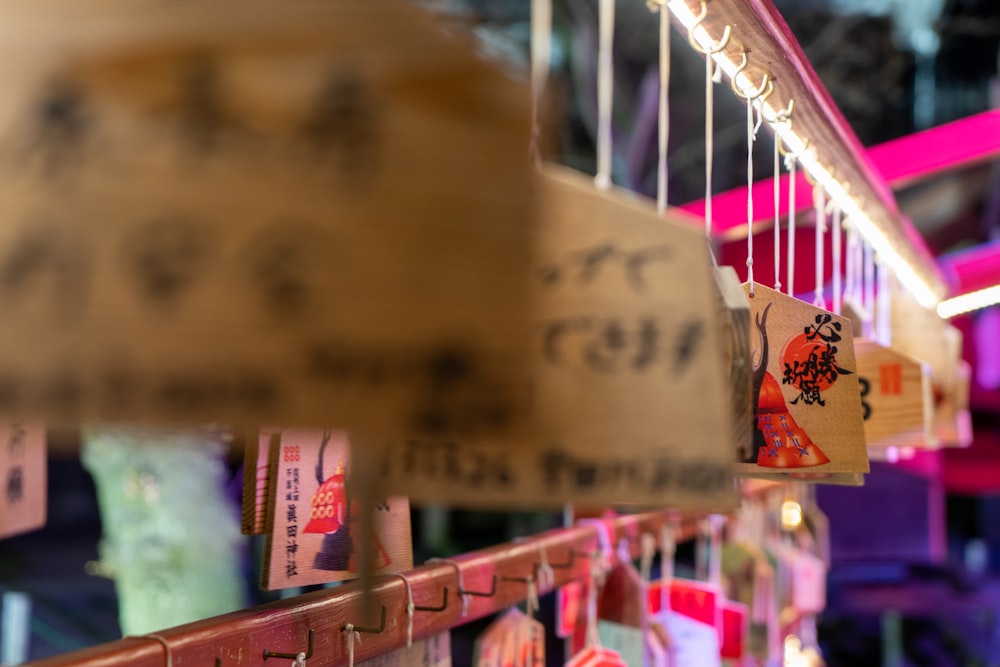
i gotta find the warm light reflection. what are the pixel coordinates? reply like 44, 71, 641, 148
781, 500, 803, 530
938, 284, 1000, 318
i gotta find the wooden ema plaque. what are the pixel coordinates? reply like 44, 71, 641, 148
376, 166, 736, 509
0, 0, 533, 436
855, 338, 935, 450
261, 429, 412, 590
0, 421, 46, 539
890, 283, 969, 447
735, 284, 869, 478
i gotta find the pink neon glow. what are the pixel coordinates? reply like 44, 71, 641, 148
940, 240, 1000, 296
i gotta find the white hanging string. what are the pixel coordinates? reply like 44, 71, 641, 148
660, 522, 676, 612
831, 202, 842, 315
595, 0, 615, 190
525, 576, 539, 618
845, 221, 859, 305
395, 574, 416, 648
813, 186, 826, 308
427, 558, 470, 616
863, 241, 875, 338
585, 555, 603, 649
292, 652, 306, 667
343, 625, 361, 667
877, 255, 892, 346
704, 48, 716, 237
537, 545, 555, 591
529, 0, 552, 164
746, 102, 757, 294
786, 153, 797, 296
707, 515, 724, 588
640, 533, 656, 583
773, 133, 782, 292
652, 1, 671, 214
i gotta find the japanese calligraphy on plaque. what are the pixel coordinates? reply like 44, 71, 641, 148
262, 429, 411, 590
0, 0, 534, 437
377, 166, 736, 509
735, 284, 869, 478
0, 421, 46, 539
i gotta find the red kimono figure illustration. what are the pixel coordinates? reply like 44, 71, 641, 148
755, 372, 830, 468
302, 432, 390, 572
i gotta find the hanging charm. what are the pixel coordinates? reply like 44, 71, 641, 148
736, 283, 869, 479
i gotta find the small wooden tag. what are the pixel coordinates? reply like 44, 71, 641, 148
855, 339, 935, 450
719, 601, 749, 660
736, 284, 869, 476
565, 646, 627, 667
358, 633, 451, 667
261, 429, 412, 590
376, 166, 736, 510
0, 421, 46, 539
557, 581, 584, 639
474, 608, 543, 667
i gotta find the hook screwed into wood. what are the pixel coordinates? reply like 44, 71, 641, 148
686, 1, 732, 55
460, 574, 498, 598
263, 628, 314, 661
341, 606, 387, 634
412, 586, 449, 613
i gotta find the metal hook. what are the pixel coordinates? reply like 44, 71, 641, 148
777, 135, 810, 160
732, 69, 770, 101
263, 629, 314, 661
687, 2, 732, 56
550, 550, 577, 569
461, 573, 499, 598
413, 586, 449, 613
754, 78, 776, 107
764, 98, 794, 124
341, 606, 387, 634
726, 50, 749, 91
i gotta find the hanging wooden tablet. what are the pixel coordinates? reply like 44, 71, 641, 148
735, 284, 869, 478
0, 421, 46, 539
474, 608, 543, 667
854, 339, 935, 450
597, 559, 652, 666
714, 267, 754, 466
261, 429, 412, 590
376, 166, 736, 509
0, 0, 534, 436
358, 633, 451, 667
935, 325, 971, 447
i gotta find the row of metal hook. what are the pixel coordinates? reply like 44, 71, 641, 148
682, 0, 799, 147
256, 549, 586, 661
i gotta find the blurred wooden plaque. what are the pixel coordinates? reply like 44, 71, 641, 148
376, 166, 736, 509
0, 421, 46, 539
0, 0, 533, 435
736, 284, 869, 478
855, 339, 935, 450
